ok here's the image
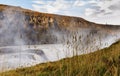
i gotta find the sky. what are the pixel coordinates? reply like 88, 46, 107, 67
0, 0, 120, 25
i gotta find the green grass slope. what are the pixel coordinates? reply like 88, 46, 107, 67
0, 41, 120, 76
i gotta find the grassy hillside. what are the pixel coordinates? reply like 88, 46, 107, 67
0, 40, 120, 76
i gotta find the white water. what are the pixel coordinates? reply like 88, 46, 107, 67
0, 44, 72, 71
0, 30, 120, 72
0, 40, 117, 72
0, 8, 120, 72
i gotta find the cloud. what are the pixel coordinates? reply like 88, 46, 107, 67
109, 1, 120, 11
85, 0, 120, 17
31, 0, 120, 24
74, 0, 86, 6
32, 0, 72, 14
85, 8, 96, 16
32, 4, 43, 11
32, 0, 120, 17
32, 0, 45, 5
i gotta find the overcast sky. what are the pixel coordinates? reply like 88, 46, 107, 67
0, 0, 120, 25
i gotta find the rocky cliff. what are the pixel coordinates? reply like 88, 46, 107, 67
0, 4, 120, 47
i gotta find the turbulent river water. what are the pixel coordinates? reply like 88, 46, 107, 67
0, 40, 118, 72
0, 31, 120, 72
0, 7, 120, 72
0, 44, 70, 71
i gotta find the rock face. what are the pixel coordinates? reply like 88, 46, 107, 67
0, 4, 120, 47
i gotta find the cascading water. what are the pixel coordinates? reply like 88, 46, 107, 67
0, 8, 120, 72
